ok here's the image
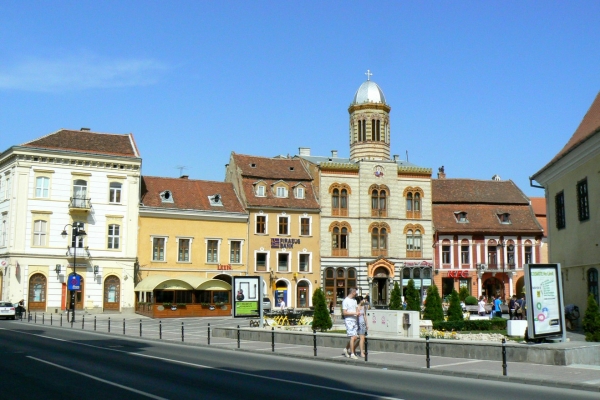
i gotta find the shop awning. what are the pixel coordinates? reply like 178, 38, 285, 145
134, 275, 232, 291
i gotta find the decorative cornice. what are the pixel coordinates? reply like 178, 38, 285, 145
398, 165, 432, 176
320, 162, 360, 171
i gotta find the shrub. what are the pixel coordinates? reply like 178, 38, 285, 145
405, 279, 421, 311
423, 285, 444, 322
446, 290, 464, 322
311, 288, 332, 332
582, 294, 600, 342
433, 318, 507, 332
458, 286, 470, 302
389, 282, 402, 310
464, 295, 478, 306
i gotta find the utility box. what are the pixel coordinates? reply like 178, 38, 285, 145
367, 310, 420, 338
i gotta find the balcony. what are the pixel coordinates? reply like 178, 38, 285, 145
332, 208, 348, 217
371, 249, 388, 257
66, 246, 91, 259
69, 197, 92, 213
332, 248, 348, 257
371, 209, 388, 217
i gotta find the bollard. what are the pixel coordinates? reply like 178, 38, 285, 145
60, 313, 63, 327
140, 319, 142, 337
35, 313, 37, 324
123, 319, 126, 335
181, 322, 184, 342
365, 331, 368, 362
313, 329, 317, 357
159, 320, 162, 339
237, 325, 241, 349
82, 316, 85, 330
502, 338, 507, 376
271, 327, 275, 352
70, 316, 73, 328
94, 316, 97, 331
207, 323, 210, 345
50, 314, 53, 326
42, 313, 44, 324
426, 335, 430, 368
108, 317, 111, 333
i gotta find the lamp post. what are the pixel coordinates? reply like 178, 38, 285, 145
498, 238, 505, 301
61, 224, 86, 322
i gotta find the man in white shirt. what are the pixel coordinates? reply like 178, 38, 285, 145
342, 288, 358, 359
279, 298, 286, 311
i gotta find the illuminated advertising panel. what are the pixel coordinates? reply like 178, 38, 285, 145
233, 276, 262, 318
524, 264, 565, 340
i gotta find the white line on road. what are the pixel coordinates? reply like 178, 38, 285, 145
27, 356, 169, 400
429, 359, 484, 368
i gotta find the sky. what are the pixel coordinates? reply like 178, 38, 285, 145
1, 1, 599, 197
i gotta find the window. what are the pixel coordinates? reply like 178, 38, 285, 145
178, 238, 190, 262
555, 191, 565, 229
406, 229, 422, 258
33, 220, 47, 246
588, 268, 599, 306
331, 184, 349, 216
256, 185, 265, 197
370, 225, 388, 257
577, 178, 590, 221
71, 222, 85, 248
524, 244, 532, 264
461, 245, 469, 264
160, 190, 174, 203
405, 188, 423, 218
109, 182, 122, 203
0, 214, 6, 246
295, 186, 305, 199
276, 186, 288, 198
371, 187, 387, 217
277, 253, 289, 272
256, 215, 266, 234
72, 179, 88, 208
299, 254, 310, 272
230, 240, 242, 263
455, 212, 468, 223
507, 244, 515, 265
487, 244, 498, 267
5, 177, 10, 199
0, 178, 3, 199
300, 217, 310, 236
36, 177, 50, 198
107, 224, 120, 249
206, 240, 219, 263
278, 215, 289, 235
498, 213, 511, 224
331, 222, 350, 256
256, 252, 268, 272
442, 245, 451, 264
152, 237, 166, 261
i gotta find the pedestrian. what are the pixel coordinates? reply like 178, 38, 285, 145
509, 295, 517, 320
514, 296, 523, 320
342, 288, 359, 360
17, 299, 25, 319
329, 301, 335, 322
494, 295, 503, 318
354, 296, 369, 358
279, 298, 286, 312
477, 295, 486, 317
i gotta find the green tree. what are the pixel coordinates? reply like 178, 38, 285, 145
582, 294, 600, 342
446, 290, 464, 322
405, 279, 421, 311
423, 285, 444, 322
389, 282, 402, 310
311, 288, 332, 332
458, 286, 470, 302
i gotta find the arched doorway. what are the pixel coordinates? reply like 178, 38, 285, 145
483, 276, 502, 299
515, 276, 525, 298
63, 274, 84, 310
28, 273, 47, 311
373, 266, 389, 306
296, 280, 309, 308
103, 275, 120, 311
213, 274, 232, 286
275, 280, 288, 308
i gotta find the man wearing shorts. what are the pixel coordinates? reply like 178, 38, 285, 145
342, 288, 358, 359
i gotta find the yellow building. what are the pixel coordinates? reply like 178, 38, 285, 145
226, 153, 321, 309
134, 175, 248, 318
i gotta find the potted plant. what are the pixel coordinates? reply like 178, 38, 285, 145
200, 302, 211, 308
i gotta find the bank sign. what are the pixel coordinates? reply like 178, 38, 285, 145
271, 238, 300, 249
524, 264, 565, 340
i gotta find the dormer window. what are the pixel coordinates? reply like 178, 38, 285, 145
454, 212, 468, 223
208, 194, 223, 206
498, 213, 511, 224
295, 186, 305, 199
276, 186, 288, 198
256, 185, 266, 197
250, 163, 256, 168
160, 190, 174, 203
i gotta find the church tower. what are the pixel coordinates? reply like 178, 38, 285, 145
349, 70, 391, 161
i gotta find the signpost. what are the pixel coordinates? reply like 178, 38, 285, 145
524, 263, 566, 342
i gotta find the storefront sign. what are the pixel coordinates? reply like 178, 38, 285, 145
218, 264, 232, 270
404, 261, 433, 267
447, 270, 469, 279
271, 238, 301, 249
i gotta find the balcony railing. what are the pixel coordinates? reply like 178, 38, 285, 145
66, 246, 91, 259
371, 249, 388, 257
371, 209, 388, 217
69, 197, 92, 210
332, 208, 348, 217
331, 248, 348, 257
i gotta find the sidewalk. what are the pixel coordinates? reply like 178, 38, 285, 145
14, 313, 600, 393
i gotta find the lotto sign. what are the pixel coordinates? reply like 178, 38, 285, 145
67, 274, 81, 291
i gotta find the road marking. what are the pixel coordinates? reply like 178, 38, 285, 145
17, 329, 404, 400
27, 356, 169, 400
429, 359, 484, 368
582, 379, 600, 385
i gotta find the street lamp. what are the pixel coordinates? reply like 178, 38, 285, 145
498, 238, 505, 301
61, 224, 86, 322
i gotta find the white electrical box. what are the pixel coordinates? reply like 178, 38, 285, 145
367, 310, 420, 338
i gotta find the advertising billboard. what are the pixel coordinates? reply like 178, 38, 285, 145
524, 263, 566, 340
232, 276, 262, 318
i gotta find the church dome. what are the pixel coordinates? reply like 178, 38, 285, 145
352, 80, 387, 105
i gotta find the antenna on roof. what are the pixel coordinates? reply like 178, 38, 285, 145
176, 165, 188, 176
406, 150, 409, 163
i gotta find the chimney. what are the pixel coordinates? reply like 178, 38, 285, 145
298, 147, 311, 156
180, 175, 189, 179
331, 150, 338, 158
393, 154, 399, 162
80, 127, 91, 131
437, 166, 446, 179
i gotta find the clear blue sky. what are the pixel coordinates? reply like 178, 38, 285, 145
1, 1, 599, 197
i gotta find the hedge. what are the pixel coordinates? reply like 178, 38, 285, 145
432, 318, 507, 332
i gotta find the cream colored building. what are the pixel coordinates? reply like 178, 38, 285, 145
531, 92, 600, 314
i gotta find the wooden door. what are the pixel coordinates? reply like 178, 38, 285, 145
28, 273, 47, 311
103, 275, 120, 311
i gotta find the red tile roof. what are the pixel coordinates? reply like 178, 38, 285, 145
232, 153, 312, 180
432, 179, 529, 204
529, 197, 547, 236
534, 91, 600, 177
141, 176, 245, 213
22, 129, 140, 158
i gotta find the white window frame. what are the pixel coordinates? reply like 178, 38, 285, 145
107, 224, 120, 250
256, 185, 266, 197
299, 215, 311, 236
295, 186, 305, 199
5, 176, 10, 200
298, 252, 311, 273
177, 237, 193, 263
276, 250, 291, 272
276, 186, 288, 198
255, 213, 268, 235
278, 214, 290, 236
0, 213, 7, 247
151, 236, 168, 262
32, 220, 47, 247
254, 250, 270, 272
35, 176, 50, 198
205, 238, 221, 264
109, 182, 123, 204
229, 239, 244, 264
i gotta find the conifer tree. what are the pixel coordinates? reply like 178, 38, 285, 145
582, 294, 600, 342
389, 282, 402, 310
458, 286, 469, 302
405, 279, 421, 311
422, 285, 444, 321
446, 289, 464, 322
311, 288, 332, 332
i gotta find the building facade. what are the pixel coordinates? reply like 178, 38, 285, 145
531, 91, 600, 314
431, 173, 544, 301
299, 75, 434, 307
0, 128, 141, 313
226, 153, 321, 308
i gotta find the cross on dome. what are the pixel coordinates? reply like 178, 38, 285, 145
365, 69, 373, 81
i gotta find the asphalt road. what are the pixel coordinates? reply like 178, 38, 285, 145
0, 320, 597, 400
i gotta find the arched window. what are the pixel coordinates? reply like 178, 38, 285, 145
371, 119, 376, 140
72, 179, 88, 208
406, 193, 413, 211
370, 185, 389, 217
28, 273, 47, 311
404, 188, 424, 218
330, 184, 350, 216
331, 222, 350, 256
589, 268, 599, 306
406, 228, 422, 258
370, 223, 389, 257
